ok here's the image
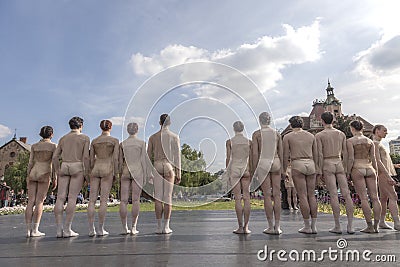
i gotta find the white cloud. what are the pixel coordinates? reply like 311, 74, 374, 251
109, 116, 145, 127
130, 20, 321, 93
0, 124, 12, 138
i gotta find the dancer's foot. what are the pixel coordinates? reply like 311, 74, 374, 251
120, 228, 131, 235
63, 229, 79, 238
311, 224, 318, 234
31, 230, 45, 237
347, 224, 355, 234
394, 223, 400, 231
130, 228, 139, 235
360, 224, 376, 234
156, 227, 163, 234
26, 230, 31, 238
97, 229, 109, 236
274, 226, 283, 235
294, 206, 299, 210
233, 227, 244, 234
56, 225, 63, 238
379, 221, 393, 230
263, 227, 275, 235
298, 226, 313, 234
162, 227, 173, 234
329, 226, 342, 234
88, 229, 97, 237
243, 227, 251, 234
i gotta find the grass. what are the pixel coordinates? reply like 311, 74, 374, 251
1, 199, 396, 222
98, 200, 265, 213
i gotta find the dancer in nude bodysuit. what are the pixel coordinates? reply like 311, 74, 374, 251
226, 121, 252, 234
347, 120, 381, 233
372, 125, 400, 230
252, 112, 283, 234
87, 120, 119, 236
283, 116, 318, 234
25, 126, 57, 237
53, 117, 90, 237
119, 122, 151, 235
284, 165, 298, 211
147, 114, 181, 234
315, 112, 354, 234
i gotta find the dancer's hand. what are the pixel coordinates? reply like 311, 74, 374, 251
387, 177, 396, 186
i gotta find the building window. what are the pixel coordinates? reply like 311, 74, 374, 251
10, 152, 16, 158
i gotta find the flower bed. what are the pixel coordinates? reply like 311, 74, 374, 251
0, 201, 120, 216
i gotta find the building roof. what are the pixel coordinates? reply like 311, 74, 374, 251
310, 102, 325, 120
0, 138, 31, 152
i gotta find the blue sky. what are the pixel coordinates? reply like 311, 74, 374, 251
1, 0, 399, 172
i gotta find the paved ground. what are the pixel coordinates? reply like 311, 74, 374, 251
0, 209, 399, 266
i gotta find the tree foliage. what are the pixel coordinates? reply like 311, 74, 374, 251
180, 143, 217, 188
333, 116, 353, 138
4, 151, 29, 193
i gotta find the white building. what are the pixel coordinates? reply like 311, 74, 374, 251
389, 136, 400, 155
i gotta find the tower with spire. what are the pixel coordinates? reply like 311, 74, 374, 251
323, 79, 342, 117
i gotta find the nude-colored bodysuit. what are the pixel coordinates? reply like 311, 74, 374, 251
28, 139, 57, 183
90, 133, 119, 178
52, 129, 90, 176
119, 135, 150, 184
375, 140, 397, 177
315, 126, 347, 174
147, 128, 181, 178
252, 127, 283, 177
347, 136, 377, 177
226, 133, 251, 179
283, 129, 318, 175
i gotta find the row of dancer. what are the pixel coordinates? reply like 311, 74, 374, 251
25, 114, 180, 237
24, 111, 399, 237
227, 111, 400, 235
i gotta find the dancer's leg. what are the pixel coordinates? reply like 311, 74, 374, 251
119, 177, 131, 235
63, 172, 84, 237
324, 172, 342, 233
25, 181, 37, 237
306, 174, 317, 233
131, 177, 143, 234
271, 172, 282, 234
336, 173, 354, 234
31, 180, 51, 237
88, 176, 100, 236
54, 175, 70, 237
97, 175, 113, 236
292, 169, 312, 234
260, 174, 274, 233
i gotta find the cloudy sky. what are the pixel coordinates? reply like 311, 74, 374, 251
1, 0, 399, 172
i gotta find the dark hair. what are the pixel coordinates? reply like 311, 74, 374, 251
100, 120, 112, 131
259, 112, 271, 126
127, 122, 138, 135
289, 116, 303, 129
39, 126, 53, 139
160, 114, 171, 127
372, 124, 385, 134
350, 120, 363, 131
321, 111, 334, 124
69, 116, 84, 129
233, 121, 244, 132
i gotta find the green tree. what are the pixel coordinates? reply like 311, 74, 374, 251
180, 143, 217, 188
4, 151, 30, 193
334, 116, 352, 138
390, 154, 400, 164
